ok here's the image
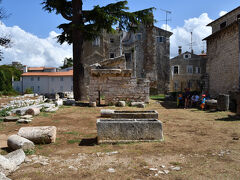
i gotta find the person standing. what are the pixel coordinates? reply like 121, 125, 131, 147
201, 94, 206, 110
184, 88, 191, 108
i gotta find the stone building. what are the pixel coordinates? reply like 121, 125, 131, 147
169, 47, 207, 92
204, 6, 240, 97
82, 23, 172, 98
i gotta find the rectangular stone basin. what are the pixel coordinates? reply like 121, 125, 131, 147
100, 110, 158, 119
97, 119, 163, 144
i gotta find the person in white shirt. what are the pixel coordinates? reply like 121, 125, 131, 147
191, 93, 200, 107
195, 95, 199, 102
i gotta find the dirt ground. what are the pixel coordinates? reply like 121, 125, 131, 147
1, 99, 240, 180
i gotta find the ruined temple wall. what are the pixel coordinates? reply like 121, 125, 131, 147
89, 69, 150, 104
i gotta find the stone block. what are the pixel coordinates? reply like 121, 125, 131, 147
3, 116, 19, 122
4, 149, 26, 167
115, 101, 126, 107
217, 94, 229, 111
100, 109, 115, 118
111, 110, 158, 119
25, 108, 40, 116
206, 99, 218, 110
97, 119, 163, 143
0, 149, 25, 176
63, 99, 75, 106
20, 115, 33, 119
0, 172, 11, 180
55, 99, 63, 107
17, 119, 32, 124
44, 107, 59, 112
89, 102, 97, 107
131, 102, 146, 108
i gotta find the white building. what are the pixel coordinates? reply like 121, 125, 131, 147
12, 66, 73, 94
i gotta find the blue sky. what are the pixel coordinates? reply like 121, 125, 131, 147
0, 0, 239, 66
1, 0, 239, 38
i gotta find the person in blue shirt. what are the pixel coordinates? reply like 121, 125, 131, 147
201, 94, 206, 110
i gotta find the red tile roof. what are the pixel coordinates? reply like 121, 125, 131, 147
28, 67, 56, 71
22, 70, 73, 77
199, 53, 207, 56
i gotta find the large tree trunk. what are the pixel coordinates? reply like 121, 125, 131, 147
72, 0, 84, 101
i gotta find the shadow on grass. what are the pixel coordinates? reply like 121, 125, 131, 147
79, 137, 98, 146
216, 115, 240, 121
1, 147, 12, 153
159, 101, 178, 109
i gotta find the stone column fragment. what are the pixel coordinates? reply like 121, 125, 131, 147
18, 126, 57, 144
7, 135, 35, 151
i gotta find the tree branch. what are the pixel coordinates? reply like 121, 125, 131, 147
60, 11, 72, 21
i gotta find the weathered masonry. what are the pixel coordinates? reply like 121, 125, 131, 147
204, 6, 240, 97
89, 56, 150, 105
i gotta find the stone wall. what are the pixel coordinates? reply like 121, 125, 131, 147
210, 7, 240, 34
206, 22, 239, 97
89, 69, 150, 105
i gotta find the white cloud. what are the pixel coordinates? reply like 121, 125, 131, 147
219, 11, 228, 17
0, 22, 72, 67
166, 13, 213, 58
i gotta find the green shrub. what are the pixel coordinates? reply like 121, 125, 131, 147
150, 94, 165, 100
24, 88, 33, 94
1, 90, 19, 96
24, 149, 35, 155
0, 108, 12, 117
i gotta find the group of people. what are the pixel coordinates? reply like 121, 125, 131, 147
177, 88, 207, 110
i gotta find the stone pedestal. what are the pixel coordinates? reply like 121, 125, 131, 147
97, 119, 163, 144
217, 94, 229, 111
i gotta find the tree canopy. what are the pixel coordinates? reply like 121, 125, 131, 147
0, 0, 11, 61
60, 57, 73, 69
0, 65, 21, 94
42, 0, 155, 44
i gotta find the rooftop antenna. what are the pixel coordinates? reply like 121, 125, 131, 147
201, 41, 206, 54
190, 32, 193, 53
160, 9, 172, 31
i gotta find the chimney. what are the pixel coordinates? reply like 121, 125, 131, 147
23, 65, 28, 73
178, 46, 182, 55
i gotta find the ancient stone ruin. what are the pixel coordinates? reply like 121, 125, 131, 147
88, 56, 150, 105
97, 109, 163, 144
